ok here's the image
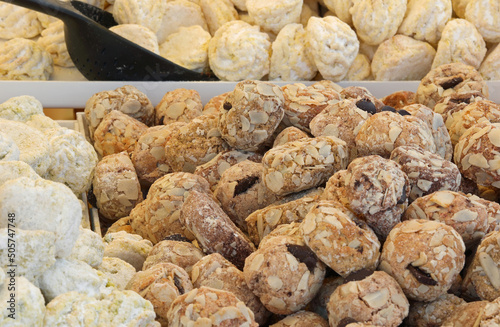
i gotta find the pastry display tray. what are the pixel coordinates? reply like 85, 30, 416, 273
6, 80, 500, 108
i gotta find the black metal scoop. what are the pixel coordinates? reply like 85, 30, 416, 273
2, 0, 218, 81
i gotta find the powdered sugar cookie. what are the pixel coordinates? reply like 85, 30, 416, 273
270, 23, 317, 81
160, 25, 211, 73
323, 0, 353, 25
345, 54, 372, 81
480, 43, 500, 80
110, 24, 159, 54
200, 0, 238, 35
156, 0, 208, 44
465, 0, 500, 43
371, 35, 436, 81
37, 20, 73, 67
397, 0, 452, 46
452, 0, 471, 17
350, 0, 407, 46
0, 95, 43, 122
432, 18, 487, 70
113, 0, 166, 33
306, 16, 359, 81
0, 3, 42, 39
0, 38, 52, 80
208, 20, 270, 81
0, 132, 19, 162
247, 0, 302, 34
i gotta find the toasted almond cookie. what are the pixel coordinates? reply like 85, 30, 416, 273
405, 293, 466, 327
397, 0, 452, 46
247, 0, 302, 34
270, 23, 317, 81
273, 126, 309, 148
432, 91, 486, 129
403, 190, 489, 248
208, 20, 270, 81
271, 310, 329, 327
202, 91, 230, 115
480, 43, 500, 80
155, 88, 203, 125
465, 0, 500, 43
0, 3, 42, 39
381, 91, 416, 110
262, 136, 348, 196
350, 0, 407, 46
415, 62, 489, 109
243, 235, 325, 315
156, 0, 208, 44
167, 287, 258, 326
380, 219, 466, 302
345, 54, 372, 81
200, 0, 238, 35
441, 301, 489, 326
281, 82, 342, 132
37, 20, 74, 67
301, 200, 381, 277
112, 0, 166, 33
371, 35, 436, 81
110, 24, 160, 54
327, 271, 409, 327
191, 253, 270, 325
307, 276, 344, 320
390, 146, 461, 202
454, 120, 500, 187
431, 18, 487, 70
340, 86, 385, 110
0, 38, 53, 80
306, 16, 359, 81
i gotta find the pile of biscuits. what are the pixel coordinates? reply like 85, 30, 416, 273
1, 0, 500, 81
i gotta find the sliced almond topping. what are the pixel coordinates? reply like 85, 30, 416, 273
265, 171, 284, 193
430, 191, 455, 207
362, 289, 389, 309
468, 153, 490, 169
479, 252, 500, 290
256, 82, 276, 97
417, 179, 433, 192
249, 111, 269, 125
150, 146, 165, 160
488, 128, 500, 147
166, 102, 185, 119
451, 209, 478, 222
389, 126, 403, 143
249, 253, 265, 271
411, 252, 428, 267
267, 276, 283, 291
240, 115, 250, 132
264, 208, 282, 226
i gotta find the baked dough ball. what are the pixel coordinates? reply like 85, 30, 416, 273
323, 0, 353, 25
0, 38, 53, 80
160, 25, 211, 73
84, 85, 154, 140
247, 0, 302, 34
432, 18, 487, 70
345, 53, 372, 81
464, 0, 500, 43
0, 274, 45, 327
0, 3, 42, 39
156, 0, 208, 44
37, 20, 74, 67
480, 43, 500, 80
69, 227, 105, 268
208, 20, 271, 81
0, 95, 43, 122
97, 257, 136, 290
203, 91, 230, 115
273, 126, 309, 147
271, 311, 329, 327
44, 290, 160, 326
155, 88, 203, 125
26, 114, 61, 132
38, 258, 109, 302
350, 0, 407, 46
93, 152, 143, 221
0, 132, 19, 161
103, 231, 153, 271
0, 161, 39, 187
142, 236, 204, 273
306, 16, 359, 81
381, 91, 416, 110
407, 294, 466, 327
270, 23, 317, 81
0, 228, 55, 286
44, 127, 98, 195
110, 24, 160, 54
113, 0, 166, 34
397, 0, 452, 46
0, 177, 81, 258
371, 35, 436, 81
200, 0, 239, 35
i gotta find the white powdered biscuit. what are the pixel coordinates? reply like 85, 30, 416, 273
0, 132, 19, 161
350, 0, 407, 46
200, 0, 239, 35
37, 20, 74, 67
0, 38, 53, 80
0, 177, 82, 258
98, 257, 136, 290
345, 53, 372, 81
371, 35, 436, 81
306, 16, 359, 81
432, 18, 487, 70
480, 43, 500, 80
208, 20, 271, 81
398, 0, 452, 46
323, 0, 353, 25
270, 23, 317, 81
247, 0, 303, 34
44, 127, 98, 195
36, 12, 59, 29
359, 41, 379, 61
110, 24, 160, 54
69, 227, 105, 268
0, 3, 42, 39
26, 114, 61, 132
0, 95, 43, 122
0, 119, 50, 176
160, 25, 211, 73
113, 0, 166, 33
465, 0, 500, 43
156, 0, 208, 44
0, 275, 45, 327
452, 0, 471, 17
0, 161, 39, 188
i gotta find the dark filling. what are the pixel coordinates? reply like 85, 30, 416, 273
233, 175, 259, 196
407, 265, 438, 286
343, 268, 375, 283
380, 105, 397, 113
338, 317, 359, 327
163, 234, 190, 243
397, 186, 407, 204
440, 77, 464, 89
223, 102, 232, 110
355, 99, 377, 115
173, 275, 185, 294
158, 116, 164, 125
397, 109, 411, 116
286, 244, 317, 273
87, 185, 98, 208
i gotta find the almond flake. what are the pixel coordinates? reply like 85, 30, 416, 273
389, 126, 403, 143
468, 153, 490, 169
479, 252, 500, 290
362, 289, 389, 309
488, 128, 500, 147
451, 209, 478, 222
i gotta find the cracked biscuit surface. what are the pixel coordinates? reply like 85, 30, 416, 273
247, 0, 302, 34
464, 0, 500, 43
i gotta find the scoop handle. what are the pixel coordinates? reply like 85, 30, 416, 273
1, 0, 88, 23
